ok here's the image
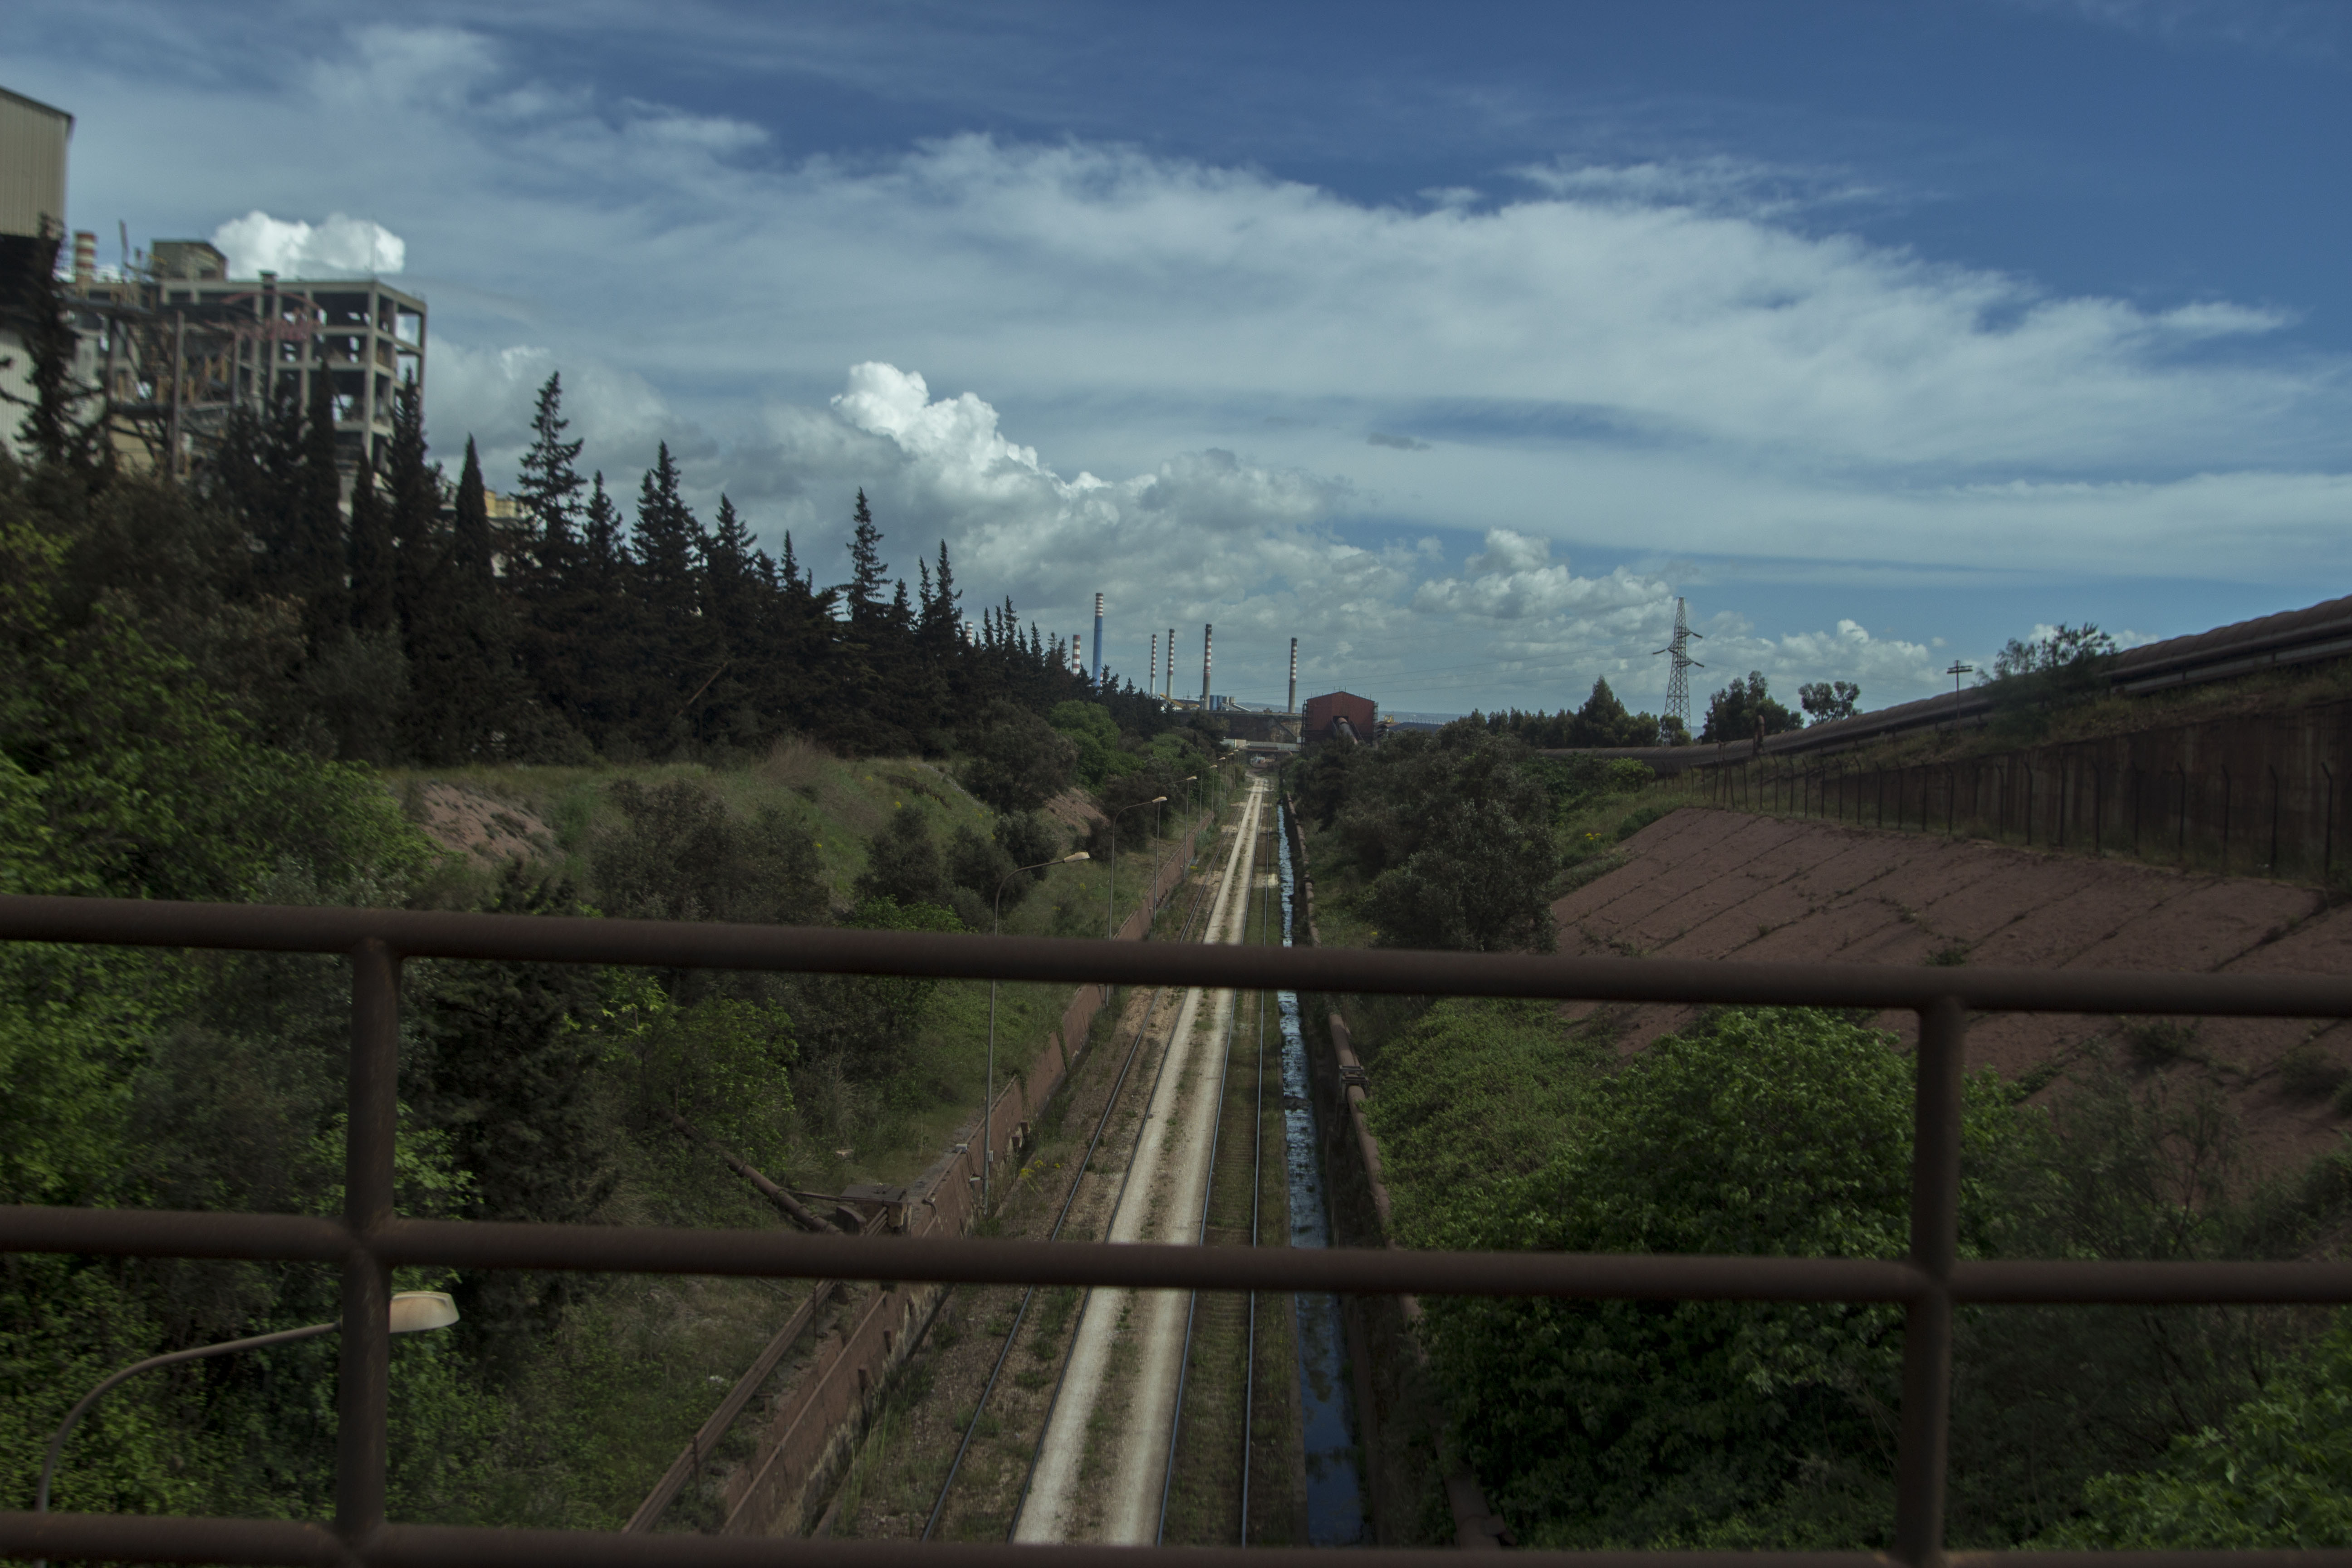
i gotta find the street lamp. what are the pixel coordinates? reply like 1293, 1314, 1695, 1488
1159, 776, 1196, 888
35, 1292, 458, 1553
984, 851, 1088, 1214
1106, 795, 1167, 939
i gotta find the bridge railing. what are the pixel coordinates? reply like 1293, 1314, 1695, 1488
5, 891, 2350, 1568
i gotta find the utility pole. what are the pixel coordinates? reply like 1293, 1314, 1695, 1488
1946, 660, 1975, 693
1652, 597, 1703, 743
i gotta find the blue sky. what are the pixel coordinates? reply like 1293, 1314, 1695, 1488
8, 0, 2348, 716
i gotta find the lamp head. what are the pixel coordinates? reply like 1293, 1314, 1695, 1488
1149, 795, 1167, 804
1062, 852, 1090, 863
389, 1291, 458, 1333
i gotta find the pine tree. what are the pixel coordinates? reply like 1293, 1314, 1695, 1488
845, 489, 887, 623
628, 443, 716, 754
514, 372, 586, 584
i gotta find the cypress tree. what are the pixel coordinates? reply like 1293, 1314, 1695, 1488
293, 371, 347, 646
453, 437, 494, 589
385, 382, 440, 639
347, 454, 396, 633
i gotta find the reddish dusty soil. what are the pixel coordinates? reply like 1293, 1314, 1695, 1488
1556, 808, 2352, 1173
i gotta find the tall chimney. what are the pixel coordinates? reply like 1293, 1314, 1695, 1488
1073, 631, 1084, 676
1289, 637, 1298, 714
1149, 632, 1158, 697
71, 231, 97, 289
1166, 628, 1175, 700
1202, 623, 1213, 709
1092, 593, 1104, 686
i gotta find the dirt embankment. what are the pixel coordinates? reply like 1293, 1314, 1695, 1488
404, 781, 559, 868
1556, 807, 2352, 1172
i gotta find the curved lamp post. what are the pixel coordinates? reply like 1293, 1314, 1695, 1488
34, 1292, 458, 1560
1152, 777, 1196, 904
983, 851, 1088, 1214
1106, 796, 1167, 939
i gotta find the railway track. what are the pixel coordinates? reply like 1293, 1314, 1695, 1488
912, 783, 1267, 1542
985, 776, 1271, 1545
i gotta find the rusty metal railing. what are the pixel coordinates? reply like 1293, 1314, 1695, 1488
4, 891, 2351, 1568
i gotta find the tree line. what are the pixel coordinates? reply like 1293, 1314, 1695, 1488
25, 343, 1175, 767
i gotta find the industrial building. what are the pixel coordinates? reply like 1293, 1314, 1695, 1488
1, 81, 426, 477
66, 235, 427, 477
0, 86, 73, 460
1303, 691, 1377, 744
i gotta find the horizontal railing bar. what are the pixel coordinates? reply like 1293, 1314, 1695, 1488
4, 894, 2350, 1017
1954, 1259, 2352, 1304
9, 1513, 2352, 1568
13, 1207, 2352, 1305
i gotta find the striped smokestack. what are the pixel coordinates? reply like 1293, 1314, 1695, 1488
1092, 593, 1104, 685
1166, 628, 1175, 699
1149, 632, 1158, 697
1202, 623, 1212, 708
1289, 637, 1298, 714
72, 231, 96, 288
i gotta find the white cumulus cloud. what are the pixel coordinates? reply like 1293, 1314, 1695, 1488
211, 210, 406, 278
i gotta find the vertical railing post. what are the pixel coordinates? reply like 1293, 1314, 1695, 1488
1893, 995, 1965, 1568
338, 938, 400, 1548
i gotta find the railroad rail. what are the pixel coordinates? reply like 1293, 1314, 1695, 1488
7, 887, 2352, 1568
922, 824, 1228, 1538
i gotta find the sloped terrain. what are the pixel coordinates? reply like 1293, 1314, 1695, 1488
1554, 807, 2352, 1172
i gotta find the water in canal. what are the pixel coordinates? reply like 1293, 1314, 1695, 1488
1274, 805, 1369, 1544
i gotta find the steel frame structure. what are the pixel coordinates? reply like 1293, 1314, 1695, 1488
5, 890, 2352, 1568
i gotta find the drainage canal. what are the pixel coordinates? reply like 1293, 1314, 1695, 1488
1274, 806, 1368, 1544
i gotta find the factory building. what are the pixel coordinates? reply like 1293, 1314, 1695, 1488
0, 81, 427, 478
0, 86, 73, 461
69, 237, 427, 477
1303, 690, 1377, 745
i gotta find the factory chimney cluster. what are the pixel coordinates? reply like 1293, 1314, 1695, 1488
1079, 594, 1303, 718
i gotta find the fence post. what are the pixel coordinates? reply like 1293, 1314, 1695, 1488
2221, 766, 2233, 874
2092, 764, 2103, 857
2270, 764, 2282, 876
1892, 995, 1965, 1568
2325, 762, 2337, 878
338, 938, 400, 1548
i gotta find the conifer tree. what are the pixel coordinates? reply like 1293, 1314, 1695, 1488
452, 437, 495, 590
347, 454, 396, 634
292, 372, 348, 646
845, 489, 887, 623
385, 382, 440, 638
514, 372, 586, 584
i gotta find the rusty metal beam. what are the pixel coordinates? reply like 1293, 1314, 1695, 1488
5, 893, 2352, 1017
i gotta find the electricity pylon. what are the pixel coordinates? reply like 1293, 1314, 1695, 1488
1653, 597, 1703, 743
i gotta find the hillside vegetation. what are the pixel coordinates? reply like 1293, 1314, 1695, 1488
1285, 726, 2352, 1550
0, 418, 1227, 1529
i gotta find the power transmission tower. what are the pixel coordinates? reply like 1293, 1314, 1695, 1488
1653, 597, 1703, 743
